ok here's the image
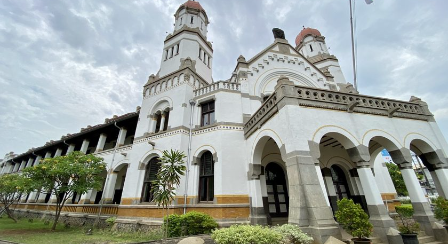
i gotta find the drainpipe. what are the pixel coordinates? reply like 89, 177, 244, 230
183, 99, 196, 214
95, 122, 120, 226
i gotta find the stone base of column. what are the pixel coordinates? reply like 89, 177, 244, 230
412, 202, 435, 236
301, 225, 342, 244
249, 207, 268, 225
367, 204, 396, 243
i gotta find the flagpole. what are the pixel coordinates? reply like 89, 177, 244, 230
349, 0, 357, 90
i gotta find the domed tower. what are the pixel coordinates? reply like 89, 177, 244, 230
158, 0, 213, 82
295, 27, 347, 85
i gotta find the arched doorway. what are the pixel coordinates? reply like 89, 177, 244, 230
330, 165, 350, 200
265, 163, 289, 218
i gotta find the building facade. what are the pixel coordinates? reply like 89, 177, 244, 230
2, 1, 448, 243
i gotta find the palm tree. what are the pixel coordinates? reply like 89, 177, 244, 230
151, 149, 186, 239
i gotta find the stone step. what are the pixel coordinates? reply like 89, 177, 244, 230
418, 235, 436, 244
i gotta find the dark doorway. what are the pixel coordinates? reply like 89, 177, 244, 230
265, 163, 289, 217
330, 165, 350, 200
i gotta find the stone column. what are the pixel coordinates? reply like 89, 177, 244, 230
116, 127, 127, 147
96, 133, 107, 152
13, 162, 20, 172
66, 144, 76, 154
160, 114, 166, 131
19, 160, 27, 171
26, 157, 34, 168
80, 139, 90, 154
434, 168, 448, 198
247, 163, 268, 225
400, 163, 435, 235
320, 168, 333, 207
149, 116, 157, 133
102, 172, 118, 204
357, 165, 396, 241
33, 155, 42, 166
79, 190, 93, 204
44, 151, 52, 158
286, 150, 341, 243
54, 148, 63, 157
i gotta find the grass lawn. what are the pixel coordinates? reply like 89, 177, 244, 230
0, 217, 162, 244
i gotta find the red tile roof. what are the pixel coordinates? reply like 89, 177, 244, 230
295, 27, 321, 46
183, 1, 203, 11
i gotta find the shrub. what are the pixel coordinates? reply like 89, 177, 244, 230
335, 198, 372, 239
106, 217, 116, 226
211, 225, 283, 244
433, 197, 448, 225
395, 205, 419, 234
164, 211, 218, 237
272, 224, 313, 244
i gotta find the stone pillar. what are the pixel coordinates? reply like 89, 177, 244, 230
434, 168, 448, 198
103, 172, 118, 204
19, 160, 27, 171
322, 168, 337, 211
116, 127, 127, 147
44, 151, 52, 158
357, 165, 396, 242
80, 139, 90, 154
66, 144, 76, 154
54, 148, 63, 157
79, 190, 93, 204
286, 150, 341, 243
149, 116, 157, 133
96, 133, 107, 152
400, 164, 435, 235
26, 157, 34, 168
247, 163, 268, 225
13, 162, 20, 172
160, 114, 166, 131
33, 155, 42, 166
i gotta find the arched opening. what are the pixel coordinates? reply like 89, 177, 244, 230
199, 151, 214, 202
141, 157, 160, 203
318, 134, 366, 214
112, 164, 128, 204
265, 163, 289, 218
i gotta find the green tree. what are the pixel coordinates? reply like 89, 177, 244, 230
0, 174, 33, 222
386, 162, 408, 196
150, 149, 186, 239
23, 151, 106, 230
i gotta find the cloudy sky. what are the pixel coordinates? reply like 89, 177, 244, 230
1, 0, 447, 158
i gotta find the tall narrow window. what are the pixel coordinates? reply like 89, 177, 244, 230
309, 44, 313, 52
176, 44, 180, 54
165, 49, 168, 60
201, 21, 203, 30
191, 16, 194, 24
199, 48, 202, 59
180, 17, 182, 25
199, 152, 214, 202
141, 158, 160, 202
319, 43, 323, 51
203, 52, 206, 63
208, 57, 211, 68
155, 113, 162, 133
163, 111, 170, 131
201, 101, 215, 126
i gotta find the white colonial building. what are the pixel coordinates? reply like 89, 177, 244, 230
2, 1, 448, 243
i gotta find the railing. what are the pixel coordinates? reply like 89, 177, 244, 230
194, 81, 240, 97
244, 84, 433, 138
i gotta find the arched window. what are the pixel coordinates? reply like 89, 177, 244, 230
141, 157, 160, 202
163, 110, 170, 131
199, 152, 214, 202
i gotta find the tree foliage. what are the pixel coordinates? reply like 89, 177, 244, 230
335, 198, 372, 239
23, 151, 106, 230
0, 174, 33, 222
150, 149, 186, 238
433, 197, 448, 225
395, 205, 419, 234
386, 163, 408, 196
